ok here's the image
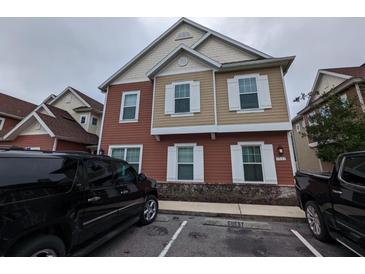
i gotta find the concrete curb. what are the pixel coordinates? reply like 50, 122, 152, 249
159, 209, 306, 223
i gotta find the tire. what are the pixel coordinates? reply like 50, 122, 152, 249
305, 201, 330, 242
139, 195, 158, 225
9, 234, 66, 257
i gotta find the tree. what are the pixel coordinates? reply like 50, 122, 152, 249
295, 91, 365, 163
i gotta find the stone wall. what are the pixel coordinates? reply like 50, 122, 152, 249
157, 182, 297, 206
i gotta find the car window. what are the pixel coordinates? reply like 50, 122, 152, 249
341, 155, 365, 187
86, 159, 114, 188
0, 157, 78, 203
113, 160, 137, 184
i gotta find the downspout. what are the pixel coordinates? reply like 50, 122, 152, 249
212, 70, 218, 128
97, 86, 109, 154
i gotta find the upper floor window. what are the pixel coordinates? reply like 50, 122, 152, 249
0, 117, 5, 130
92, 117, 98, 126
80, 115, 87, 125
340, 94, 349, 106
308, 111, 316, 126
227, 74, 271, 112
165, 81, 200, 116
175, 83, 190, 113
120, 91, 140, 123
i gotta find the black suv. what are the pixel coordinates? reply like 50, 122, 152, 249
0, 149, 158, 256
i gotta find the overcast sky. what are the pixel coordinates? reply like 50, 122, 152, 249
0, 17, 364, 118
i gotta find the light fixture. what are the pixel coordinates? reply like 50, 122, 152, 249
277, 145, 284, 155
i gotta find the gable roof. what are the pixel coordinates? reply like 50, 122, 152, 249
0, 92, 37, 119
50, 86, 103, 112
99, 17, 272, 92
147, 44, 221, 78
4, 103, 98, 145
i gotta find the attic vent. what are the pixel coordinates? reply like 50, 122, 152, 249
175, 31, 193, 41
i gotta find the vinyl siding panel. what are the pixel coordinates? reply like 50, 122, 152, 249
3, 134, 54, 150
196, 36, 256, 63
216, 67, 290, 125
153, 70, 215, 128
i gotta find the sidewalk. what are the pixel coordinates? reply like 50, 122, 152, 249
159, 200, 305, 221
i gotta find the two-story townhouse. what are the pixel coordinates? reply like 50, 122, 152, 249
98, 18, 296, 204
0, 92, 37, 141
292, 63, 365, 173
1, 87, 103, 152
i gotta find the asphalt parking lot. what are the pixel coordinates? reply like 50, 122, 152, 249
90, 213, 355, 257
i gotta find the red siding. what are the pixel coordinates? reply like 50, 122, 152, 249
101, 82, 294, 186
2, 117, 20, 131
56, 139, 90, 152
4, 134, 55, 150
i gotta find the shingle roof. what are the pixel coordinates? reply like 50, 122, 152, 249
324, 66, 365, 78
69, 87, 103, 112
0, 92, 37, 118
37, 104, 98, 145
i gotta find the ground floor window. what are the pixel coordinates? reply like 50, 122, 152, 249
177, 146, 194, 180
242, 145, 263, 182
110, 146, 142, 173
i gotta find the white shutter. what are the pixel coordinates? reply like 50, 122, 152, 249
193, 145, 204, 181
227, 78, 240, 111
190, 81, 200, 113
230, 145, 244, 183
262, 144, 277, 183
257, 75, 272, 109
166, 146, 177, 181
165, 84, 174, 114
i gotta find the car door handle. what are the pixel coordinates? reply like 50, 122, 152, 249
332, 189, 343, 195
87, 196, 101, 202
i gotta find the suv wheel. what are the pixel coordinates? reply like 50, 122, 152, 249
139, 195, 158, 225
10, 235, 66, 257
305, 201, 330, 241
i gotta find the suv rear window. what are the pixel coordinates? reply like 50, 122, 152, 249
0, 157, 78, 203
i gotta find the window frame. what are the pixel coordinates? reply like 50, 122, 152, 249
108, 144, 143, 173
241, 144, 264, 183
0, 117, 5, 130
91, 116, 98, 126
80, 115, 88, 125
176, 144, 194, 181
172, 81, 194, 116
307, 111, 317, 126
120, 90, 141, 123
235, 74, 260, 111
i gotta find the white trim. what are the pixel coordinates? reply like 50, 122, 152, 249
157, 67, 211, 77
174, 143, 197, 147
355, 84, 365, 112
212, 70, 218, 126
191, 32, 211, 49
237, 109, 264, 114
237, 141, 264, 146
80, 114, 88, 125
33, 113, 55, 137
97, 87, 108, 153
49, 87, 91, 108
287, 131, 297, 175
280, 67, 292, 123
108, 144, 144, 173
112, 78, 150, 85
151, 78, 156, 130
52, 138, 58, 151
40, 104, 56, 118
0, 117, 5, 130
151, 122, 292, 135
170, 113, 194, 117
309, 142, 318, 148
119, 90, 141, 123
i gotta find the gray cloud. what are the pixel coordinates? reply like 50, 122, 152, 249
0, 17, 364, 118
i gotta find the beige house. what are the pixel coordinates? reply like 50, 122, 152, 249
292, 64, 365, 173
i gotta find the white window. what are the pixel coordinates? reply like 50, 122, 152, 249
340, 94, 348, 106
92, 117, 98, 126
109, 145, 143, 173
120, 90, 140, 123
166, 144, 204, 182
308, 111, 316, 126
296, 123, 301, 132
80, 115, 87, 125
0, 117, 5, 130
227, 74, 271, 112
165, 81, 200, 116
230, 142, 277, 184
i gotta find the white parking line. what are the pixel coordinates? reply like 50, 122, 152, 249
158, 220, 187, 257
291, 229, 323, 257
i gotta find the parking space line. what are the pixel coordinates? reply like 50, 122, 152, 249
291, 229, 323, 257
158, 220, 187, 257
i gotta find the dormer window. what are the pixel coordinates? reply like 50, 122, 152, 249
174, 83, 190, 113
80, 115, 87, 125
92, 117, 98, 126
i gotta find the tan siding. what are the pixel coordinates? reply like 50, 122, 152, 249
196, 36, 256, 63
153, 71, 215, 128
216, 67, 290, 125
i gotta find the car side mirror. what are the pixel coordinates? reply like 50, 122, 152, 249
138, 173, 147, 182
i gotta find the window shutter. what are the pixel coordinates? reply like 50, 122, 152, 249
262, 144, 277, 183
193, 145, 204, 182
165, 84, 174, 114
257, 75, 272, 109
166, 146, 177, 181
230, 145, 244, 183
227, 78, 240, 111
190, 81, 200, 113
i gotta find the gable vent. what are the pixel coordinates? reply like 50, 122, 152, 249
175, 31, 193, 41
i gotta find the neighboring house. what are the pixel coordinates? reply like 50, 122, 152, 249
1, 87, 103, 152
98, 17, 296, 201
292, 63, 365, 173
0, 92, 37, 141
